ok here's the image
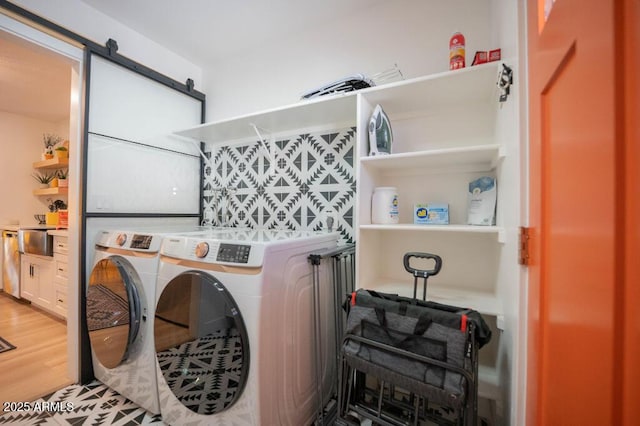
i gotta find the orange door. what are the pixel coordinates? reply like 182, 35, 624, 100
622, 0, 640, 423
526, 0, 633, 424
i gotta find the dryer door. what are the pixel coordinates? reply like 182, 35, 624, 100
87, 256, 142, 369
154, 271, 249, 415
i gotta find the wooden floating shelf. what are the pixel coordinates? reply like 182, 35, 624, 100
33, 187, 68, 196
33, 157, 69, 170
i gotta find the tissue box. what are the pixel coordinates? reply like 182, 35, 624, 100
414, 204, 449, 225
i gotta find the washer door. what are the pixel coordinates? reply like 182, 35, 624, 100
154, 271, 249, 415
87, 256, 142, 369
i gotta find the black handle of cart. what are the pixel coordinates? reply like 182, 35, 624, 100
403, 252, 442, 300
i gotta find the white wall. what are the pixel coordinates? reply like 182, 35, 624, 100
9, 0, 203, 88
201, 0, 493, 121
0, 111, 67, 224
10, 0, 495, 124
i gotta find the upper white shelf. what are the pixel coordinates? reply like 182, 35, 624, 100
358, 62, 500, 116
174, 92, 357, 146
173, 62, 501, 146
360, 144, 502, 174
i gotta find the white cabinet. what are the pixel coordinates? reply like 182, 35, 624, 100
355, 63, 505, 310
19, 236, 68, 318
53, 236, 69, 318
354, 62, 519, 407
20, 254, 55, 312
20, 256, 36, 301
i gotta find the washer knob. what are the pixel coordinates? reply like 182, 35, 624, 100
116, 233, 127, 246
195, 242, 209, 258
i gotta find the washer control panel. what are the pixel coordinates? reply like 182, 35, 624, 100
96, 231, 161, 252
162, 236, 262, 267
216, 243, 251, 264
130, 234, 153, 250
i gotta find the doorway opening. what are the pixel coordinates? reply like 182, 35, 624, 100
0, 11, 84, 402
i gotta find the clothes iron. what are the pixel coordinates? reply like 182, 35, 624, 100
368, 104, 393, 155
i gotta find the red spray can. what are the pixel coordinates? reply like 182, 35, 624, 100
449, 32, 466, 70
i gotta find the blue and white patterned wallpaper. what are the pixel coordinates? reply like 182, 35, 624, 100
202, 127, 356, 244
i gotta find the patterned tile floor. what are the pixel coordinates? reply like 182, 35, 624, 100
0, 381, 163, 425
0, 382, 338, 426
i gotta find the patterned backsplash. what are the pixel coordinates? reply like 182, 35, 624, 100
202, 127, 356, 243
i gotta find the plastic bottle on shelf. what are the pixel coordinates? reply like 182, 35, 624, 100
449, 32, 466, 70
372, 187, 399, 224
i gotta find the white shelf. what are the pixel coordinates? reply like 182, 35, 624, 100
359, 224, 505, 242
360, 144, 502, 174
359, 62, 500, 116
174, 92, 357, 145
173, 63, 500, 147
362, 279, 502, 317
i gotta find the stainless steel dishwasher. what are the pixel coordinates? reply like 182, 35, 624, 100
2, 230, 21, 298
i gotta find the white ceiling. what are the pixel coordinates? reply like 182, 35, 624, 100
1, 0, 380, 123
0, 28, 72, 122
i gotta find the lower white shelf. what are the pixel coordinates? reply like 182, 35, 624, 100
359, 224, 505, 243
359, 279, 502, 317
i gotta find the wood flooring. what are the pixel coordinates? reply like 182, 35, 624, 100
0, 292, 72, 404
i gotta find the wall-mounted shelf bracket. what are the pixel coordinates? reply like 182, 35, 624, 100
250, 123, 275, 177
497, 63, 513, 102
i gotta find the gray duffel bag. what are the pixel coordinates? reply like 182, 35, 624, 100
342, 289, 480, 408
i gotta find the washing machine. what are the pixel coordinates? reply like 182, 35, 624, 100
153, 228, 338, 425
86, 227, 207, 415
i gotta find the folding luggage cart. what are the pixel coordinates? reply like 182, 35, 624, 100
337, 252, 492, 426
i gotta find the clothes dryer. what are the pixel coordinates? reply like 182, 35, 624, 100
87, 228, 200, 415
153, 229, 338, 425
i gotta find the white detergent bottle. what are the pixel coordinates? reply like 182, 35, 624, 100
372, 187, 399, 224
